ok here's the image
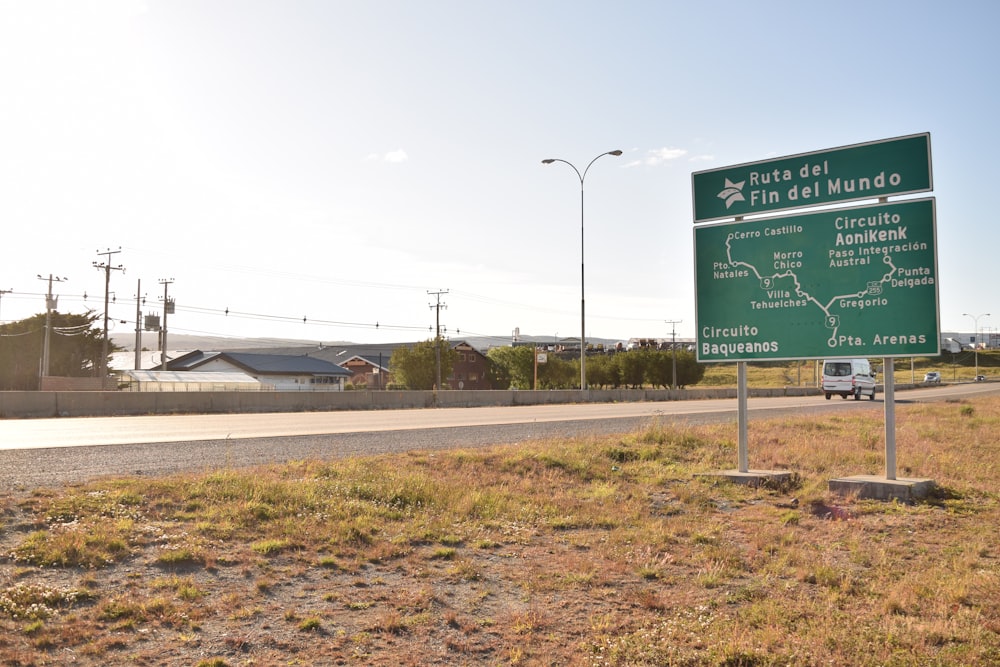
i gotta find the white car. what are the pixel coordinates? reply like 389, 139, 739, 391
923, 372, 941, 384
822, 359, 877, 400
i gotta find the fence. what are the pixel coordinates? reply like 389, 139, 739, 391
0, 386, 822, 419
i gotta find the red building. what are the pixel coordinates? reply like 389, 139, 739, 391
448, 341, 491, 390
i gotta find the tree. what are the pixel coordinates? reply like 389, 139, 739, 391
616, 349, 648, 389
645, 350, 674, 389
584, 353, 619, 389
537, 353, 574, 389
389, 339, 456, 390
486, 345, 534, 389
483, 351, 511, 390
673, 349, 705, 388
0, 311, 112, 390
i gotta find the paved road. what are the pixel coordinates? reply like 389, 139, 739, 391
1, 384, 995, 489
0, 397, 808, 449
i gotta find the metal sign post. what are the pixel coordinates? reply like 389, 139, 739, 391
692, 134, 937, 498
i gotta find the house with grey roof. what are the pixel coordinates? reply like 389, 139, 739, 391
158, 350, 352, 391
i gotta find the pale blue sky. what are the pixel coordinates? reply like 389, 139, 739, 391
1, 1, 996, 346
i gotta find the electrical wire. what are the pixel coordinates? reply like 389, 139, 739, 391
178, 303, 431, 332
3, 278, 665, 343
53, 323, 93, 334
0, 328, 39, 337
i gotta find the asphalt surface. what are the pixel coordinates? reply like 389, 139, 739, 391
1, 384, 996, 490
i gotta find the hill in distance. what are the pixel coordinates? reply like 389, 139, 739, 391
109, 333, 344, 352
110, 333, 627, 354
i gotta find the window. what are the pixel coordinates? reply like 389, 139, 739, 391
825, 362, 851, 377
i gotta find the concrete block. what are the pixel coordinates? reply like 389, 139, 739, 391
695, 469, 797, 489
828, 474, 935, 501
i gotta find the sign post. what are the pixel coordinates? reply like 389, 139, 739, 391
691, 134, 937, 499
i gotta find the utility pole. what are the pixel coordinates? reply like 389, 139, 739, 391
159, 279, 174, 371
0, 288, 11, 324
134, 280, 144, 371
94, 248, 124, 384
428, 289, 448, 390
36, 274, 68, 382
665, 319, 682, 390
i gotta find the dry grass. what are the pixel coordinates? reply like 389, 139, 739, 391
1, 396, 999, 665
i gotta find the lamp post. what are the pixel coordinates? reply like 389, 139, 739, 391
963, 312, 990, 379
542, 149, 622, 391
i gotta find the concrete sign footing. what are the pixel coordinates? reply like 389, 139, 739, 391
829, 475, 935, 501
696, 470, 796, 489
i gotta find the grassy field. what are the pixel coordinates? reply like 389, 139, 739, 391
1, 396, 999, 665
699, 351, 1000, 388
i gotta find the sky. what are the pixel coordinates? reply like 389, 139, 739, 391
1, 0, 998, 349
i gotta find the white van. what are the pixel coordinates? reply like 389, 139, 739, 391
822, 359, 876, 401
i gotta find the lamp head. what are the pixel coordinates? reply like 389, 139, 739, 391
608, 150, 623, 156
541, 159, 555, 164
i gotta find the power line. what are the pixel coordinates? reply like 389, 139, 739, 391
5, 270, 664, 345
180, 303, 432, 332
4, 276, 667, 340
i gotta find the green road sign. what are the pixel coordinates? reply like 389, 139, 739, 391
692, 133, 932, 223
694, 198, 939, 362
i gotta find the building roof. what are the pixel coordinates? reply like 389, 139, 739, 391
223, 352, 352, 376
161, 350, 352, 377
339, 354, 391, 370
227, 340, 488, 371
226, 343, 401, 367
109, 350, 196, 372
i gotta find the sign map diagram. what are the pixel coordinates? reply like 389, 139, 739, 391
694, 198, 939, 362
724, 232, 899, 349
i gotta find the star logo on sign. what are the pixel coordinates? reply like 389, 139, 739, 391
717, 178, 746, 209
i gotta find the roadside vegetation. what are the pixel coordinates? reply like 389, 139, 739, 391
487, 345, 705, 390
700, 350, 1000, 388
0, 312, 108, 391
388, 341, 997, 391
1, 394, 998, 664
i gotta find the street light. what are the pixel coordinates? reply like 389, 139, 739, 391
542, 149, 622, 391
963, 312, 990, 379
